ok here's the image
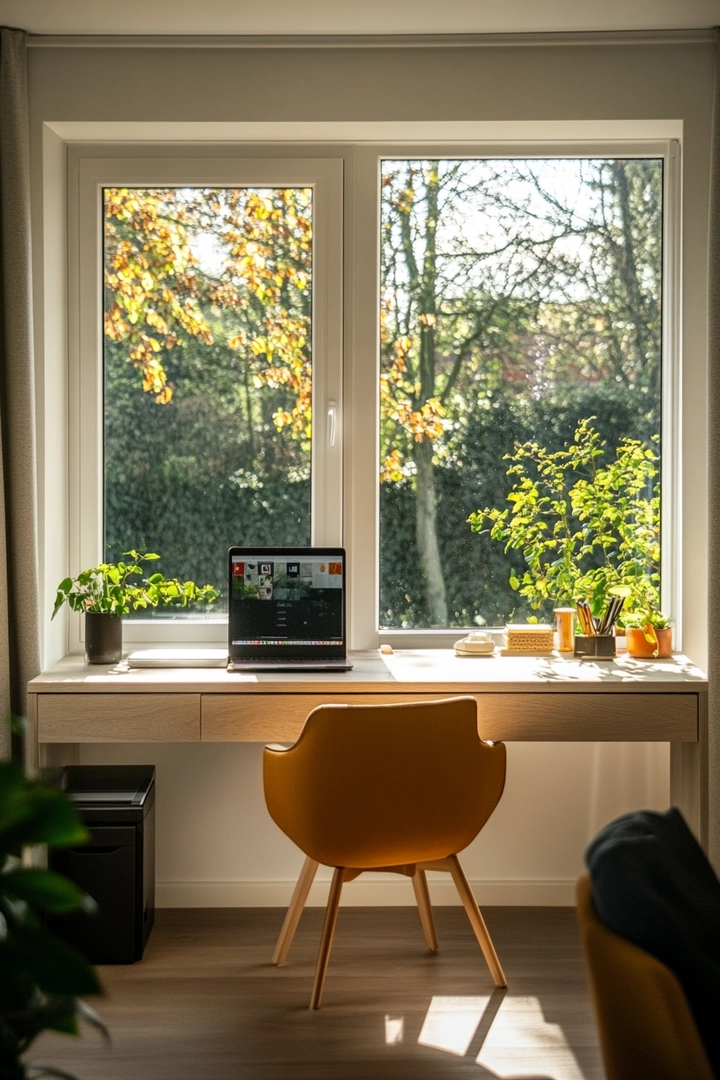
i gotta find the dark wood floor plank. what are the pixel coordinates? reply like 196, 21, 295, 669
32, 906, 604, 1080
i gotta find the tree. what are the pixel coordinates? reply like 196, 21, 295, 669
381, 162, 530, 624
102, 186, 314, 594
104, 188, 212, 403
104, 186, 313, 435
101, 163, 662, 627
379, 157, 662, 627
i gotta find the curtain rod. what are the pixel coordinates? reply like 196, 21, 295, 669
26, 28, 715, 49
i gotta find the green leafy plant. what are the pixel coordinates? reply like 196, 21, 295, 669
622, 608, 670, 630
621, 603, 671, 657
52, 550, 219, 619
0, 759, 107, 1079
467, 418, 664, 622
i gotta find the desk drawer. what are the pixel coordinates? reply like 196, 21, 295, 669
200, 691, 699, 743
37, 694, 201, 742
201, 693, 438, 742
476, 692, 698, 742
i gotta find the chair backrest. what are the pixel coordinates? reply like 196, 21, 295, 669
264, 696, 506, 868
576, 874, 715, 1080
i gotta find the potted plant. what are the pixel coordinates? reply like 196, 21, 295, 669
52, 550, 219, 663
621, 609, 672, 659
0, 755, 107, 1079
468, 418, 662, 633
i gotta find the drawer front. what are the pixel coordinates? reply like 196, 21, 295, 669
38, 694, 201, 742
476, 692, 698, 742
201, 693, 442, 742
201, 691, 699, 743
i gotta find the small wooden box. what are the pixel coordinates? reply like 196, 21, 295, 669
504, 624, 555, 653
574, 635, 616, 659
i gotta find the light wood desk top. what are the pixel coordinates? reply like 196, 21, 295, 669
28, 648, 707, 695
28, 649, 708, 844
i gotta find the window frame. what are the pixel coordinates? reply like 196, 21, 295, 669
67, 138, 680, 653
68, 151, 343, 651
348, 141, 681, 650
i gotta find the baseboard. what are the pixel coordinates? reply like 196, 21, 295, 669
156, 877, 576, 908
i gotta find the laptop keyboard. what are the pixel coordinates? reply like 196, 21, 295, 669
229, 658, 352, 671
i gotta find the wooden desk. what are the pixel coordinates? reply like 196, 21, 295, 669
28, 650, 709, 846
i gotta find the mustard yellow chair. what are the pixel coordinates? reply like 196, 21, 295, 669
576, 873, 714, 1080
263, 695, 507, 1008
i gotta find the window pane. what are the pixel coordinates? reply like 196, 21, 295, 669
103, 187, 313, 616
379, 159, 663, 629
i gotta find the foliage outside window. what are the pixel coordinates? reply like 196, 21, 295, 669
103, 186, 313, 614
97, 157, 664, 635
379, 158, 662, 629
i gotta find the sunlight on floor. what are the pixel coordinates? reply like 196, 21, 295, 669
385, 1015, 405, 1045
477, 996, 584, 1079
417, 995, 491, 1056
413, 994, 585, 1078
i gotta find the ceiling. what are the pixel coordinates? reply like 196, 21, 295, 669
2, 0, 720, 38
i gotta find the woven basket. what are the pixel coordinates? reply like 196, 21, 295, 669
504, 624, 555, 653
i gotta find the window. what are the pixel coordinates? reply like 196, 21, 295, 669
70, 142, 678, 650
378, 156, 664, 630
70, 155, 342, 647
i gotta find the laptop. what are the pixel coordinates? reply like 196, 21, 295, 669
227, 546, 353, 671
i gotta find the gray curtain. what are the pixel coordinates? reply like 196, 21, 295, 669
0, 26, 40, 759
709, 28, 720, 868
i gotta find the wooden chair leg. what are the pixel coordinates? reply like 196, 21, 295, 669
447, 854, 507, 987
310, 866, 345, 1009
412, 868, 438, 951
272, 856, 319, 966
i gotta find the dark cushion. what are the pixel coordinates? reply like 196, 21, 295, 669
586, 808, 720, 1078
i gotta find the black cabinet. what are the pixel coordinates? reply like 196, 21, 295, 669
50, 765, 155, 964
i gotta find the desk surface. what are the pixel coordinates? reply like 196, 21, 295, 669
28, 649, 707, 695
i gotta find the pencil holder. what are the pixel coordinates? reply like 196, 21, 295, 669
574, 634, 616, 659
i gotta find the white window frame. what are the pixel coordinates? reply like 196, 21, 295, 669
67, 138, 680, 654
347, 141, 681, 650
68, 152, 343, 650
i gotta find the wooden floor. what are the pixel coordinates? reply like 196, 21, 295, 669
34, 906, 604, 1080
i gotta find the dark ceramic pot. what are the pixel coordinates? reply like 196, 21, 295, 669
85, 612, 123, 664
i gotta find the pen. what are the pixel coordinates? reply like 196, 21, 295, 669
600, 595, 624, 636
609, 595, 625, 632
577, 601, 595, 636
598, 599, 613, 636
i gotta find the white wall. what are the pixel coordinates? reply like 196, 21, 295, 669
28, 38, 714, 905
77, 739, 670, 908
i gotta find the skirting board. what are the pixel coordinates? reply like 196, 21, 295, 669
156, 877, 576, 908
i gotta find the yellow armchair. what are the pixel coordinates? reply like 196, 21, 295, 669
576, 873, 714, 1080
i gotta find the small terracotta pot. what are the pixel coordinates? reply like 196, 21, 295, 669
625, 625, 672, 659
85, 612, 123, 664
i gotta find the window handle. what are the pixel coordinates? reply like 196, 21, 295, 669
328, 402, 337, 448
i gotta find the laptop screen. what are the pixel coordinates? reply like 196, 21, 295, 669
228, 547, 346, 659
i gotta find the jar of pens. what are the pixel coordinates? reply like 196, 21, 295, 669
573, 593, 626, 660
